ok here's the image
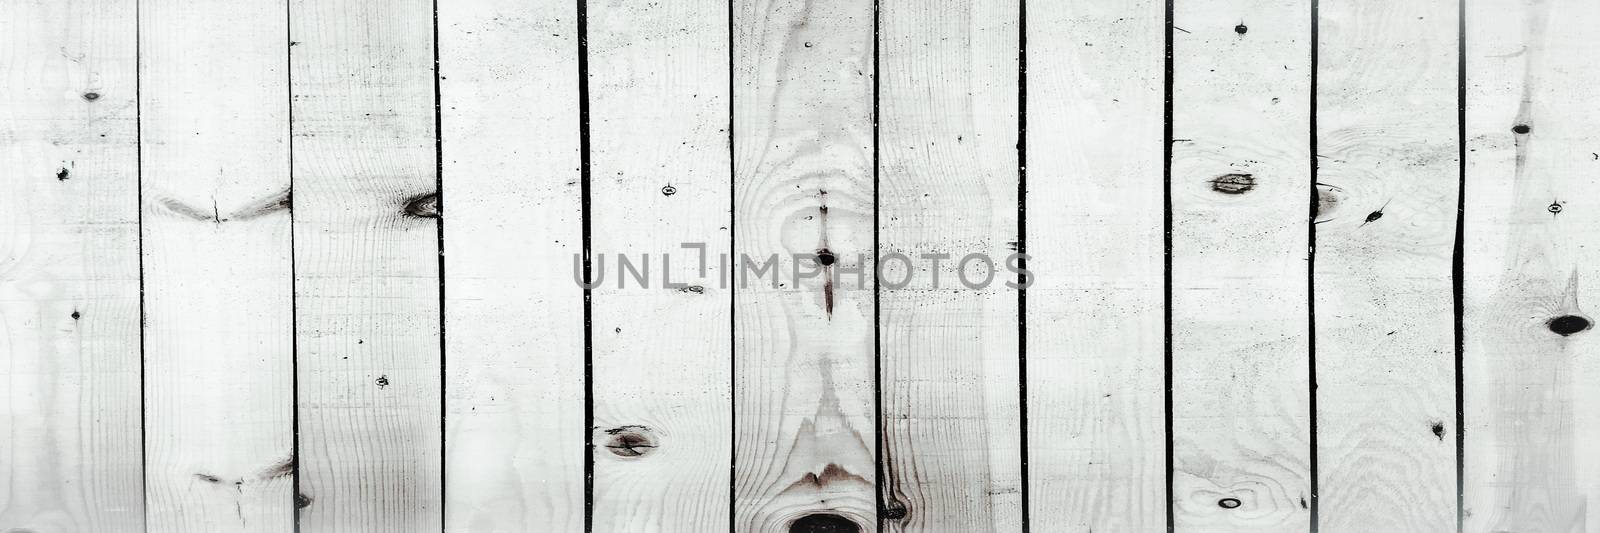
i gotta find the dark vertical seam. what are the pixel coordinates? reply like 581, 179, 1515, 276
871, 0, 884, 530
431, 0, 446, 529
576, 0, 595, 530
1161, 0, 1175, 530
1453, 0, 1467, 530
285, 1, 300, 529
1016, 0, 1031, 531
1308, 0, 1322, 530
136, 0, 148, 528
727, 0, 738, 530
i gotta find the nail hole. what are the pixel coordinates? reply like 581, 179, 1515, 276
1512, 124, 1531, 134
790, 513, 859, 533
1547, 314, 1591, 336
82, 92, 100, 101
1549, 201, 1563, 214
1235, 24, 1248, 34
1431, 421, 1445, 440
56, 168, 70, 181
71, 311, 81, 320
375, 375, 390, 388
1218, 497, 1242, 509
816, 249, 836, 266
661, 184, 676, 196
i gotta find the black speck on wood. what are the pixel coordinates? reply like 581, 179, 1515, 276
1430, 421, 1445, 440
296, 493, 313, 508
882, 498, 909, 520
790, 514, 859, 533
1210, 173, 1256, 194
56, 168, 69, 181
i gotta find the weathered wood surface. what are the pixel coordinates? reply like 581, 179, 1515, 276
730, 0, 878, 530
1463, 0, 1600, 531
877, 0, 1022, 530
1168, 1, 1314, 531
1024, 0, 1168, 531
139, 0, 296, 529
1313, 1, 1460, 531
0, 0, 142, 530
289, 0, 443, 529
13, 2, 1600, 532
587, 0, 733, 530
438, 0, 586, 531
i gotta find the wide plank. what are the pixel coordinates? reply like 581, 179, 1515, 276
1312, 1, 1459, 531
587, 0, 734, 530
140, 0, 295, 529
1463, 0, 1600, 530
876, 0, 1022, 530
0, 0, 142, 529
438, 0, 587, 530
731, 0, 878, 530
1023, 0, 1168, 530
288, 0, 443, 529
1169, 0, 1314, 530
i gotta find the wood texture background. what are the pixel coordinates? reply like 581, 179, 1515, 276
2, 0, 1596, 532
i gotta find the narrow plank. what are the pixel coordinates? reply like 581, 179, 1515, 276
288, 0, 442, 529
139, 0, 295, 529
586, 0, 733, 530
1463, 0, 1600, 530
876, 0, 1021, 530
1168, 0, 1314, 530
1312, 1, 1459, 531
0, 0, 142, 529
1023, 0, 1168, 530
731, 0, 877, 529
437, 0, 586, 530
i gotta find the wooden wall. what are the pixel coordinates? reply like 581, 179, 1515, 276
2, 0, 1597, 531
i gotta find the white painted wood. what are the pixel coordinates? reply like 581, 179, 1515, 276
1313, 2, 1459, 531
587, 1, 733, 530
1463, 0, 1600, 530
438, 0, 586, 530
0, 0, 142, 529
288, 0, 443, 529
876, 0, 1021, 530
1024, 0, 1168, 530
139, 0, 295, 529
1169, 1, 1313, 530
731, 0, 877, 530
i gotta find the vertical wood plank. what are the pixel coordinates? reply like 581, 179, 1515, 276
139, 0, 295, 529
1463, 0, 1600, 530
0, 0, 142, 529
1169, 0, 1313, 530
438, 0, 586, 530
587, 1, 733, 530
1313, 1, 1459, 531
1024, 0, 1169, 530
289, 0, 442, 529
876, 0, 1021, 530
731, 0, 877, 530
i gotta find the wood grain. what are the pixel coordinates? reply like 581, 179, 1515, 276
288, 0, 443, 529
1312, 1, 1459, 531
1169, 0, 1313, 530
438, 0, 587, 530
1463, 0, 1600, 531
139, 0, 295, 529
1023, 0, 1168, 530
587, 0, 733, 530
876, 0, 1021, 530
0, 0, 142, 530
731, 0, 877, 530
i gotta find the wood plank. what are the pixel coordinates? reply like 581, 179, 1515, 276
731, 0, 877, 529
586, 1, 732, 530
437, 0, 586, 530
1023, 0, 1168, 530
1312, 1, 1459, 531
0, 0, 142, 529
1168, 0, 1313, 530
1463, 0, 1600, 530
139, 0, 295, 529
876, 0, 1021, 530
288, 0, 442, 529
